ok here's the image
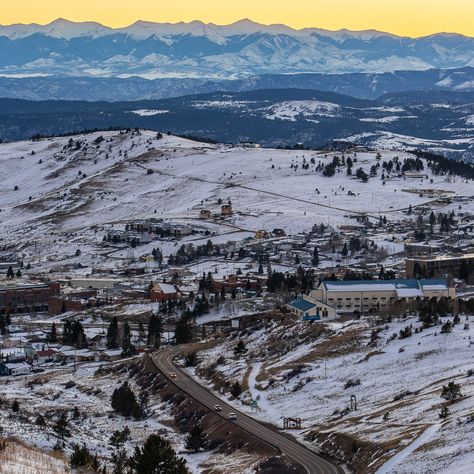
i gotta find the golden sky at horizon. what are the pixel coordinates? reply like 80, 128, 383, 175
1, 0, 473, 38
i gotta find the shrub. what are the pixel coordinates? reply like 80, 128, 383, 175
441, 381, 462, 402
399, 325, 412, 339
344, 379, 361, 390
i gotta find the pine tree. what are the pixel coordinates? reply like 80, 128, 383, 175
341, 243, 348, 257
16, 269, 22, 278
48, 322, 58, 343
121, 321, 136, 356
379, 265, 386, 280
111, 448, 129, 474
63, 320, 87, 348
439, 406, 450, 419
184, 351, 198, 367
138, 322, 146, 345
70, 444, 101, 471
230, 381, 242, 397
54, 413, 71, 439
441, 381, 462, 402
129, 435, 188, 474
6, 266, 14, 278
110, 426, 131, 449
312, 246, 319, 266
111, 382, 142, 418
106, 317, 120, 349
185, 424, 207, 452
175, 313, 193, 344
147, 313, 163, 348
234, 340, 247, 356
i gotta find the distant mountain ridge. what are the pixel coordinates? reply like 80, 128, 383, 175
1, 19, 474, 78
1, 67, 474, 101
0, 88, 473, 161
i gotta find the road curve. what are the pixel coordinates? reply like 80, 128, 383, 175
151, 346, 342, 474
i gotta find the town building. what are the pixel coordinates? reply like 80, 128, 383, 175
287, 296, 338, 321
0, 362, 31, 376
404, 242, 442, 257
0, 281, 59, 313
406, 253, 474, 283
199, 210, 212, 219
150, 283, 179, 302
310, 278, 455, 314
221, 204, 233, 216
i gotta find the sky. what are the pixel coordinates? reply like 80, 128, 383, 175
0, 0, 473, 38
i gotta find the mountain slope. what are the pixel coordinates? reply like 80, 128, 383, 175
0, 19, 474, 77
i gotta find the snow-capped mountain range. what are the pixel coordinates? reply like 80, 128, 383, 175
1, 18, 474, 77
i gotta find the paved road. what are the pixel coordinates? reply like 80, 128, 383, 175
151, 346, 342, 474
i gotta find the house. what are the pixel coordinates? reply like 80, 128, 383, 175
74, 349, 99, 362
256, 230, 270, 239
150, 283, 179, 302
199, 210, 212, 219
0, 361, 31, 376
0, 348, 26, 363
24, 343, 57, 364
310, 278, 455, 314
221, 204, 233, 216
56, 347, 99, 362
287, 296, 338, 321
99, 349, 123, 362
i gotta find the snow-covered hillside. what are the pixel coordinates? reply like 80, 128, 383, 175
0, 129, 471, 273
188, 312, 474, 473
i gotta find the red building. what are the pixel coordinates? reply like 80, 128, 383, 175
150, 283, 179, 302
0, 281, 59, 313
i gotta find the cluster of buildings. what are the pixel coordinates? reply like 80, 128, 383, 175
105, 219, 197, 247
0, 340, 151, 377
288, 278, 454, 321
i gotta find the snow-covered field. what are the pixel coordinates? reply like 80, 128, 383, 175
189, 312, 474, 473
0, 129, 470, 275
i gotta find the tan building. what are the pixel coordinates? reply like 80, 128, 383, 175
310, 278, 455, 314
199, 210, 212, 219
221, 204, 233, 216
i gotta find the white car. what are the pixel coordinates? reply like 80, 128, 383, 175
228, 412, 237, 420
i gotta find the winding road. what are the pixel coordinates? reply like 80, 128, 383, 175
151, 346, 342, 474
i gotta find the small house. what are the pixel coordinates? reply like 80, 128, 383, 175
199, 210, 212, 219
150, 283, 179, 302
221, 204, 233, 216
0, 362, 31, 376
